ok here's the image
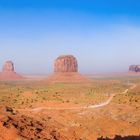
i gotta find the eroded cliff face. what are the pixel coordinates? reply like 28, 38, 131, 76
54, 55, 78, 73
2, 61, 15, 72
129, 65, 140, 72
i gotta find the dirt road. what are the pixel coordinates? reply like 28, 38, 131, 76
28, 83, 136, 112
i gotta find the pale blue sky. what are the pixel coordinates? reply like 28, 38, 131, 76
0, 0, 140, 74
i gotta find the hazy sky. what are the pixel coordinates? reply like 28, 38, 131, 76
0, 0, 140, 74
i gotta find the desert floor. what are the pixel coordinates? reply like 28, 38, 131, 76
0, 75, 140, 140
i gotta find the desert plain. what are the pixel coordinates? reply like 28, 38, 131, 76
0, 57, 140, 140
0, 74, 140, 140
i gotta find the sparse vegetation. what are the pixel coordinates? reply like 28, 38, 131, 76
0, 77, 140, 139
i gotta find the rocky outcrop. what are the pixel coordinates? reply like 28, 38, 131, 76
2, 61, 15, 72
129, 65, 140, 72
98, 135, 140, 140
44, 55, 90, 83
1, 108, 78, 140
0, 61, 23, 80
54, 55, 78, 73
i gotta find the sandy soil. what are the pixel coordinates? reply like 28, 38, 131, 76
0, 76, 140, 139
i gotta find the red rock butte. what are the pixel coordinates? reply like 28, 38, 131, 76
129, 65, 140, 72
54, 55, 78, 73
0, 61, 23, 80
45, 55, 90, 83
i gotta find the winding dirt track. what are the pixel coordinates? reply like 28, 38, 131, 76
17, 83, 137, 112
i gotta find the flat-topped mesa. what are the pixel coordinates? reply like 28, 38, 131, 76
3, 61, 15, 72
0, 61, 23, 80
129, 65, 140, 72
54, 55, 78, 73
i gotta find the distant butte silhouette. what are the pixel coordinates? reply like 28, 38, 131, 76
129, 65, 140, 72
45, 55, 89, 83
0, 61, 23, 80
